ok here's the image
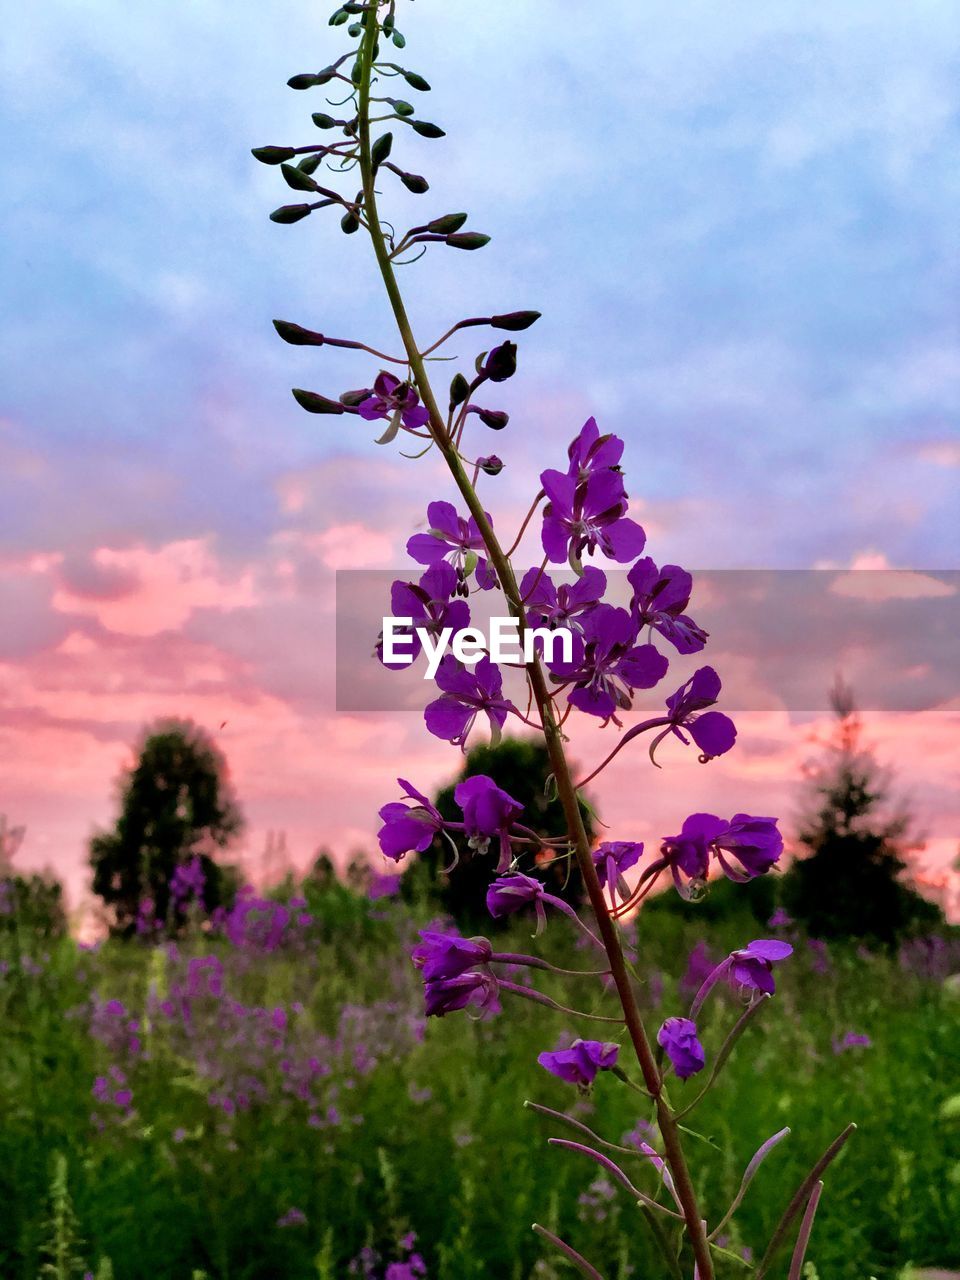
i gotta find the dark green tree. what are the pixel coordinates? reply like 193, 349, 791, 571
402, 737, 594, 927
781, 678, 942, 945
89, 718, 244, 935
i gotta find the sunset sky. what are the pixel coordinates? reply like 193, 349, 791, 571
1, 0, 957, 921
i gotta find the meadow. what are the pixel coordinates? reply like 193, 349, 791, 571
2, 880, 958, 1280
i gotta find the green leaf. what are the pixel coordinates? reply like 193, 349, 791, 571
427, 212, 468, 234
939, 1094, 960, 1121
446, 231, 490, 250
270, 204, 314, 224
280, 162, 320, 192
292, 389, 345, 415
251, 145, 297, 165
410, 119, 445, 139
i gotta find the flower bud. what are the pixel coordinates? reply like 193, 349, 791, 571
446, 232, 490, 251
476, 408, 509, 430
281, 163, 320, 193
399, 171, 429, 194
483, 341, 517, 382
402, 70, 431, 92
427, 213, 468, 234
292, 389, 345, 415
273, 319, 325, 346
410, 120, 445, 139
391, 99, 415, 117
329, 8, 349, 26
296, 153, 324, 176
392, 30, 406, 48
339, 388, 371, 407
449, 373, 470, 408
270, 204, 314, 224
287, 70, 334, 90
491, 311, 542, 331
251, 146, 297, 165
478, 455, 504, 475
371, 132, 393, 168
312, 113, 338, 129
340, 210, 360, 234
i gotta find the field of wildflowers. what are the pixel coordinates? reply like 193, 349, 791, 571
2, 884, 958, 1278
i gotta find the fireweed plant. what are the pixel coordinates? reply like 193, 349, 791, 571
255, 4, 855, 1276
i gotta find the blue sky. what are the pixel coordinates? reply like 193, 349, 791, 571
0, 0, 957, 909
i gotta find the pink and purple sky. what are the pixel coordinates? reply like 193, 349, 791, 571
1, 1, 957, 921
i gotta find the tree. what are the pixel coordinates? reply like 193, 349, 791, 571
781, 678, 942, 945
89, 718, 244, 935
402, 737, 594, 927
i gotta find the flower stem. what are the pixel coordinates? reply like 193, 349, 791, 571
355, 17, 714, 1277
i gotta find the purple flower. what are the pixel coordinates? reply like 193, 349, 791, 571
663, 666, 737, 760
406, 500, 496, 590
539, 467, 646, 567
377, 779, 443, 862
425, 656, 513, 750
712, 814, 784, 881
485, 871, 545, 920
538, 1038, 619, 1087
564, 417, 625, 482
276, 1207, 308, 1228
592, 841, 643, 894
659, 813, 783, 898
380, 564, 471, 669
628, 557, 708, 654
367, 871, 402, 900
549, 604, 669, 724
659, 813, 724, 897
411, 930, 493, 981
455, 774, 523, 870
358, 371, 429, 438
520, 565, 606, 633
657, 1017, 705, 1080
729, 939, 794, 995
423, 970, 500, 1018
171, 856, 205, 905
833, 1031, 872, 1054
768, 907, 793, 929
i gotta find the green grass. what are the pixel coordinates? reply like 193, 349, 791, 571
1, 898, 958, 1280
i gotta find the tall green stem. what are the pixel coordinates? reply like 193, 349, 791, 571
355, 14, 713, 1277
